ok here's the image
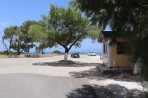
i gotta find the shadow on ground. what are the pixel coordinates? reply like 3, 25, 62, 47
33, 61, 99, 67
66, 85, 97, 98
69, 67, 141, 82
66, 84, 145, 98
69, 67, 145, 98
94, 84, 145, 98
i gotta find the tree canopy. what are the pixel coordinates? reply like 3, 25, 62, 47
71, 0, 148, 88
2, 20, 38, 55
20, 20, 38, 52
29, 5, 94, 60
2, 26, 19, 55
71, 0, 148, 32
3, 25, 25, 55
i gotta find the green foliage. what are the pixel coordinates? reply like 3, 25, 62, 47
0, 51, 23, 55
3, 25, 26, 55
71, 0, 115, 29
145, 92, 148, 98
71, 0, 148, 31
20, 20, 38, 51
2, 26, 18, 55
29, 24, 55, 51
2, 20, 37, 55
76, 52, 82, 54
52, 50, 63, 55
86, 25, 101, 40
29, 5, 90, 54
71, 0, 148, 91
131, 33, 148, 84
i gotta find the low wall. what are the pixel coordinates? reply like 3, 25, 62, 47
0, 54, 58, 58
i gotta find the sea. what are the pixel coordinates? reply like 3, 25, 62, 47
29, 50, 102, 55
28, 38, 103, 55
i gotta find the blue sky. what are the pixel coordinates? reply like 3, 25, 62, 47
0, 0, 102, 53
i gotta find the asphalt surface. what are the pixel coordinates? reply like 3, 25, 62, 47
0, 55, 99, 98
0, 73, 97, 98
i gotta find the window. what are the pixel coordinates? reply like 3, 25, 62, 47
117, 42, 130, 54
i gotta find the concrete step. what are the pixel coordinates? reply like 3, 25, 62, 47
96, 64, 133, 74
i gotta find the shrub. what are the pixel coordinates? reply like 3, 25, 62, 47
0, 51, 24, 55
52, 50, 63, 55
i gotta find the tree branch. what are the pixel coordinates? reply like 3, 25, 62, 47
66, 26, 73, 46
2, 39, 8, 51
68, 34, 84, 51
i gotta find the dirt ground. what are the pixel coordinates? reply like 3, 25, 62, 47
0, 54, 145, 98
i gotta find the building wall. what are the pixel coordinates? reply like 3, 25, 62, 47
102, 39, 112, 67
102, 41, 108, 65
110, 38, 134, 68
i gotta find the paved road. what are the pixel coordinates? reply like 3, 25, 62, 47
0, 73, 97, 98
0, 55, 99, 98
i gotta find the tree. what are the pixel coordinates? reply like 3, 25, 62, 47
71, 0, 148, 89
2, 37, 9, 55
2, 21, 38, 55
20, 20, 38, 53
29, 5, 90, 60
29, 23, 55, 54
3, 26, 26, 55
2, 26, 17, 55
35, 43, 47, 54
71, 0, 147, 31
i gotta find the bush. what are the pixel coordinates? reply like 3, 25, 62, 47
52, 50, 63, 55
0, 51, 24, 55
76, 52, 82, 54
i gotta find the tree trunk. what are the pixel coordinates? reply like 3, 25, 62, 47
133, 61, 141, 75
17, 51, 20, 55
17, 47, 20, 55
7, 44, 11, 55
2, 39, 9, 55
64, 49, 69, 60
64, 53, 68, 60
6, 50, 9, 55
